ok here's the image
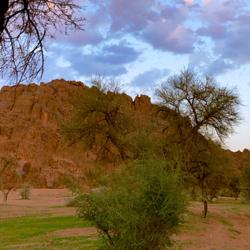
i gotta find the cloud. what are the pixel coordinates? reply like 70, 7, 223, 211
203, 0, 212, 7
183, 0, 194, 5
193, 0, 250, 74
97, 43, 141, 64
43, 0, 250, 81
54, 0, 109, 46
56, 30, 103, 46
197, 24, 226, 39
142, 21, 195, 53
45, 42, 141, 79
75, 0, 197, 54
214, 14, 250, 64
133, 68, 170, 88
109, 0, 158, 33
205, 58, 236, 76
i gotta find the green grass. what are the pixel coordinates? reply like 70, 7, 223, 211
222, 202, 250, 215
0, 215, 99, 250
220, 217, 232, 226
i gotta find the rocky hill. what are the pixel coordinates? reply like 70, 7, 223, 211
0, 80, 153, 187
0, 79, 249, 187
226, 149, 250, 172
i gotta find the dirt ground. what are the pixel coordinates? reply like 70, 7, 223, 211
0, 189, 75, 218
0, 189, 250, 250
172, 201, 250, 250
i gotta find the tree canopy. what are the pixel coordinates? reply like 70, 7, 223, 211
156, 70, 241, 217
156, 70, 241, 141
0, 156, 30, 203
62, 80, 133, 163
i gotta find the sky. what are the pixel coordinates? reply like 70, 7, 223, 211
2, 0, 250, 151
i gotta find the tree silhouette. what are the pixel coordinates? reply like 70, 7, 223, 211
0, 0, 84, 83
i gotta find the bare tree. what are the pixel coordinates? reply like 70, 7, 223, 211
156, 70, 241, 141
0, 0, 84, 83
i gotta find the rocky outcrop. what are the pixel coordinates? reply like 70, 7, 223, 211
0, 80, 87, 186
0, 80, 154, 187
226, 148, 250, 172
1, 79, 247, 186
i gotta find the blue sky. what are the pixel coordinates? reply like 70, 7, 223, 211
2, 0, 250, 151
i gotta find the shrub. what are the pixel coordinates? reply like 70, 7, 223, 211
229, 176, 241, 199
19, 184, 31, 200
241, 164, 250, 201
77, 160, 186, 250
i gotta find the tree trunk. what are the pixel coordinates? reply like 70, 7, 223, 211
203, 199, 208, 218
201, 180, 208, 218
2, 191, 9, 205
0, 0, 9, 33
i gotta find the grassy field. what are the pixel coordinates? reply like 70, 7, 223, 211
0, 215, 99, 250
0, 189, 100, 250
0, 189, 250, 250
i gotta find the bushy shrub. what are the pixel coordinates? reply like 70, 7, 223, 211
77, 160, 186, 250
19, 184, 31, 200
228, 176, 241, 199
241, 164, 250, 201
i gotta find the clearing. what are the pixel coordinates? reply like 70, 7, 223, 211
0, 189, 249, 250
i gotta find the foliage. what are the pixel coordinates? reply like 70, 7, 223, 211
62, 79, 133, 163
19, 184, 31, 200
64, 175, 84, 196
63, 175, 87, 207
0, 156, 19, 203
0, 0, 84, 83
156, 70, 241, 141
0, 215, 94, 249
241, 164, 250, 200
156, 70, 241, 217
227, 176, 241, 199
77, 160, 186, 250
128, 125, 166, 160
0, 156, 30, 204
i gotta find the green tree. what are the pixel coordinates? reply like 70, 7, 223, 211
0, 156, 30, 204
129, 124, 166, 160
77, 160, 186, 250
62, 79, 133, 163
228, 176, 241, 200
189, 142, 230, 212
241, 164, 250, 200
156, 70, 240, 217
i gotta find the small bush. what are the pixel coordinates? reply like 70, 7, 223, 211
63, 176, 84, 207
19, 184, 31, 200
77, 160, 186, 250
241, 164, 250, 201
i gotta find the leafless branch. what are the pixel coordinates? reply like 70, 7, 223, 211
0, 0, 85, 83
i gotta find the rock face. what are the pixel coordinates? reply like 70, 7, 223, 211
1, 79, 247, 187
0, 80, 153, 187
226, 149, 250, 172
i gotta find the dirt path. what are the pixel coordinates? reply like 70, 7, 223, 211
0, 189, 75, 218
173, 201, 250, 250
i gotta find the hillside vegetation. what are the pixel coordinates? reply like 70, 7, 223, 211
0, 78, 248, 189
